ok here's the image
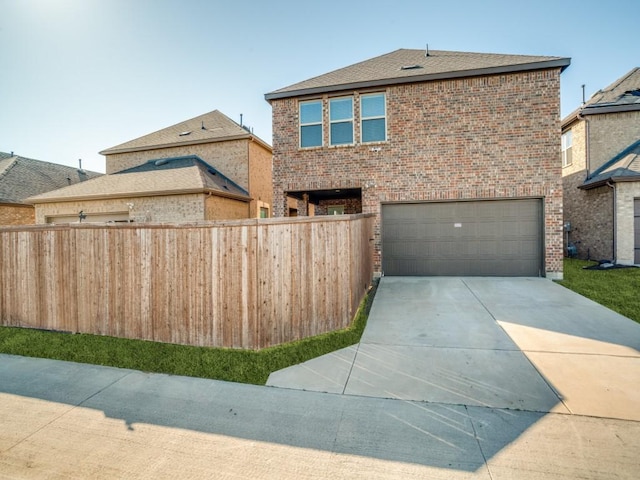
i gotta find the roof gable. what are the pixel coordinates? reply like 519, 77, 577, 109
564, 67, 640, 125
100, 110, 270, 155
0, 152, 102, 204
265, 48, 570, 100
581, 140, 640, 189
25, 155, 249, 204
584, 67, 640, 109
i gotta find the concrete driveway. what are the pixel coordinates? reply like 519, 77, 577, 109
1, 277, 639, 479
268, 277, 640, 420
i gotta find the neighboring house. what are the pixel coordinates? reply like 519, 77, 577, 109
265, 48, 570, 278
99, 110, 273, 218
562, 68, 640, 265
26, 155, 250, 224
0, 152, 101, 225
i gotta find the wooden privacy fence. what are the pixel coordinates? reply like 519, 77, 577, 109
0, 214, 374, 349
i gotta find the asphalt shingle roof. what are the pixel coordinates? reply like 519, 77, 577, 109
583, 67, 640, 109
581, 140, 640, 189
100, 110, 270, 155
25, 155, 249, 204
265, 48, 570, 100
563, 67, 640, 126
0, 152, 102, 204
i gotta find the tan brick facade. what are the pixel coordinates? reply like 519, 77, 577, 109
615, 182, 640, 265
562, 111, 640, 264
248, 139, 274, 217
0, 204, 35, 225
105, 138, 272, 218
271, 69, 564, 277
35, 193, 248, 224
588, 111, 640, 171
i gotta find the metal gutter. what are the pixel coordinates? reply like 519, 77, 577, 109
580, 104, 640, 116
24, 188, 251, 205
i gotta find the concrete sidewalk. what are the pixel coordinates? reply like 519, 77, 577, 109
1, 277, 640, 478
268, 277, 640, 421
1, 354, 639, 479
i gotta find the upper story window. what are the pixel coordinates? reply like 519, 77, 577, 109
329, 97, 353, 145
300, 100, 323, 148
562, 130, 572, 167
361, 93, 386, 143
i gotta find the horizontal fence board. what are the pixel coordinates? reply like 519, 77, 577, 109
0, 215, 374, 349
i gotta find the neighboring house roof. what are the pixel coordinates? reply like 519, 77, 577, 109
0, 152, 102, 205
99, 110, 271, 155
580, 140, 640, 190
25, 155, 249, 204
265, 48, 570, 100
563, 67, 640, 127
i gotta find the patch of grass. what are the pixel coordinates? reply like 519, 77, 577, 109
558, 259, 640, 324
0, 281, 378, 385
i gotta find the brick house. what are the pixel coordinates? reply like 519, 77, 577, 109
26, 155, 250, 223
100, 109, 273, 219
266, 49, 570, 278
0, 152, 101, 225
562, 67, 640, 265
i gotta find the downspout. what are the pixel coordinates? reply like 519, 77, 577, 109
606, 181, 616, 263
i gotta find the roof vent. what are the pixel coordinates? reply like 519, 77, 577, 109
179, 131, 191, 136
155, 158, 170, 166
400, 64, 423, 70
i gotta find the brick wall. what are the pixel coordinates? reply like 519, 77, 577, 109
271, 69, 564, 276
562, 171, 614, 261
205, 195, 249, 220
562, 111, 640, 263
615, 182, 640, 264
105, 140, 250, 188
315, 198, 362, 215
105, 139, 272, 218
248, 140, 274, 217
34, 194, 209, 224
587, 111, 640, 172
0, 204, 35, 225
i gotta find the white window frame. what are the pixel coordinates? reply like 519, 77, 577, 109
562, 130, 572, 167
360, 92, 387, 143
299, 100, 323, 148
329, 96, 354, 146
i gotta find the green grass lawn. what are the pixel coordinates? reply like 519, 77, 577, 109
0, 282, 377, 385
558, 258, 640, 324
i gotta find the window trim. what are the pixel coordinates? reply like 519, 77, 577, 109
561, 130, 572, 167
299, 99, 323, 148
329, 96, 354, 146
360, 92, 387, 144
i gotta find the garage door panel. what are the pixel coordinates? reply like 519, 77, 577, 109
382, 199, 542, 276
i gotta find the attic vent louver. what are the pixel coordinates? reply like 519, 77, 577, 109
179, 131, 191, 136
400, 64, 423, 70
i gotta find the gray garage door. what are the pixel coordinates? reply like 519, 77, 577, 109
382, 199, 543, 276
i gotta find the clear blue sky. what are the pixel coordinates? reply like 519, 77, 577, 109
1, 0, 637, 173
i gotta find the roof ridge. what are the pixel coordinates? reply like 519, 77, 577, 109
0, 157, 17, 181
